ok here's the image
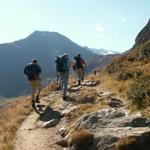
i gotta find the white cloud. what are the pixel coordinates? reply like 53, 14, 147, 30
95, 23, 106, 33
120, 17, 127, 22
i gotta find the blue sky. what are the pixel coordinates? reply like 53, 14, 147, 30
0, 0, 149, 52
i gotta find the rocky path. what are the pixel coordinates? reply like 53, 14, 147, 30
13, 93, 65, 150
13, 81, 100, 150
13, 80, 150, 150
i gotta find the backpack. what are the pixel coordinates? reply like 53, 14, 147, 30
24, 63, 41, 80
74, 56, 83, 69
55, 55, 69, 72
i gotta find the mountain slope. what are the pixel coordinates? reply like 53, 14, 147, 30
100, 19, 150, 110
0, 31, 117, 97
106, 19, 150, 79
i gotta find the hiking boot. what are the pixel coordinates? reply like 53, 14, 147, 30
78, 80, 81, 85
62, 94, 67, 100
35, 95, 40, 103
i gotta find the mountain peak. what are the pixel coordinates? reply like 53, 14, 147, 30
26, 31, 59, 39
135, 19, 150, 45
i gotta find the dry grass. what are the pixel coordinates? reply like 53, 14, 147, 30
0, 97, 31, 150
0, 82, 63, 150
75, 88, 100, 104
67, 129, 94, 147
97, 72, 131, 99
41, 82, 60, 97
141, 107, 150, 119
56, 129, 94, 149
115, 136, 138, 150
115, 131, 150, 150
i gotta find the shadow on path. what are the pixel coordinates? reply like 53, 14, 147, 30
38, 106, 61, 122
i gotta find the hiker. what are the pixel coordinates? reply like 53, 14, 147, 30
55, 53, 70, 99
24, 58, 42, 108
93, 70, 97, 75
74, 54, 87, 85
72, 60, 77, 83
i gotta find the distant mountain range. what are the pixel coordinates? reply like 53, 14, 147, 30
84, 46, 120, 55
0, 31, 118, 97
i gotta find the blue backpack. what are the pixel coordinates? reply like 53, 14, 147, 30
55, 55, 69, 72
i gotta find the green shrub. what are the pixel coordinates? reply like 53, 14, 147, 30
127, 76, 150, 109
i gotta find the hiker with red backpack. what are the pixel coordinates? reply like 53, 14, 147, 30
74, 54, 87, 85
24, 58, 42, 109
55, 53, 71, 100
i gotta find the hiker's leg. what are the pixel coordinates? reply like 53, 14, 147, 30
29, 81, 36, 101
81, 68, 84, 81
59, 72, 64, 94
29, 81, 36, 108
77, 69, 82, 85
76, 69, 80, 85
60, 72, 69, 96
36, 80, 42, 103
74, 71, 77, 83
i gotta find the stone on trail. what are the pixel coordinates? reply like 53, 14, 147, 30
42, 118, 59, 128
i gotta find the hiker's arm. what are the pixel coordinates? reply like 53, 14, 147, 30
81, 58, 87, 67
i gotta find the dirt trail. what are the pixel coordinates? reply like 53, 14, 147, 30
13, 80, 118, 150
13, 92, 67, 150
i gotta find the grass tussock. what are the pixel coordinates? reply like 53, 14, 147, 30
67, 129, 94, 148
0, 97, 31, 150
115, 131, 150, 150
75, 88, 100, 104
57, 129, 94, 149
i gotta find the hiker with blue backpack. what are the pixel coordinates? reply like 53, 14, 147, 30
55, 53, 71, 100
74, 54, 87, 85
24, 58, 42, 109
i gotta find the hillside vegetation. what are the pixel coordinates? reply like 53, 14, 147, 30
100, 20, 150, 111
0, 97, 31, 150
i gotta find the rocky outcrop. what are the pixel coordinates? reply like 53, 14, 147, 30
135, 19, 150, 45
71, 108, 150, 149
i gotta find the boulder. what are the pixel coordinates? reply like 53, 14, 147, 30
72, 108, 150, 149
